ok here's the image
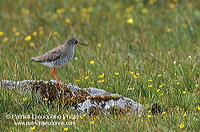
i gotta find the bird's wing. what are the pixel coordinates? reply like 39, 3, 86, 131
31, 45, 64, 62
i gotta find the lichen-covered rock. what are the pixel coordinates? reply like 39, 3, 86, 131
1, 80, 145, 115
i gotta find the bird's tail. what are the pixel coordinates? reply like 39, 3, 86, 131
31, 57, 42, 62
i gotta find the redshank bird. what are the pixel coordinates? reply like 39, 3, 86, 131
31, 37, 87, 87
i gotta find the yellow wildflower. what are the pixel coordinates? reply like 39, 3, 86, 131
84, 76, 89, 79
183, 91, 186, 94
115, 72, 119, 75
53, 31, 59, 36
64, 127, 68, 131
174, 73, 177, 76
21, 8, 30, 16
44, 98, 48, 101
23, 98, 27, 100
38, 26, 43, 31
3, 37, 9, 42
127, 88, 132, 90
148, 79, 153, 82
32, 32, 37, 36
98, 80, 105, 83
148, 85, 152, 88
90, 121, 94, 124
136, 73, 140, 76
162, 112, 166, 115
126, 18, 134, 24
149, 0, 156, 5
113, 3, 120, 9
159, 85, 163, 88
91, 82, 94, 84
141, 8, 148, 14
195, 84, 199, 87
169, 3, 176, 9
88, 7, 93, 13
24, 36, 31, 41
15, 32, 20, 36
183, 113, 186, 117
97, 43, 102, 47
137, 3, 144, 8
39, 30, 44, 35
156, 89, 160, 92
56, 8, 65, 14
133, 75, 137, 78
125, 5, 134, 13
138, 114, 142, 117
70, 7, 76, 12
12, 27, 17, 32
81, 8, 88, 13
52, 13, 58, 18
30, 43, 35, 47
147, 115, 151, 118
159, 93, 164, 96
99, 73, 104, 78
90, 61, 94, 64
82, 114, 86, 117
31, 126, 36, 130
179, 124, 185, 129
187, 3, 193, 8
0, 31, 4, 36
65, 18, 71, 23
166, 28, 171, 32
197, 106, 200, 110
76, 80, 81, 82
157, 74, 162, 77
129, 72, 134, 75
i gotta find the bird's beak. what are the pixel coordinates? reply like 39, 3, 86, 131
77, 41, 88, 46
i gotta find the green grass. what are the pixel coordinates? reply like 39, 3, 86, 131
0, 0, 200, 131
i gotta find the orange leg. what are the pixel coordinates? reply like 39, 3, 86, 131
52, 68, 65, 87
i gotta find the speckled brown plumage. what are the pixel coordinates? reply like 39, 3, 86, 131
31, 37, 87, 67
31, 37, 87, 87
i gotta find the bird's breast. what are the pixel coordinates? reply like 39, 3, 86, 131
65, 46, 74, 60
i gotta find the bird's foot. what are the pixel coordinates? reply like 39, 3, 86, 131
57, 81, 66, 88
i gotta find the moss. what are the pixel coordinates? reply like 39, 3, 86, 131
31, 81, 87, 108
30, 81, 137, 115
88, 95, 120, 103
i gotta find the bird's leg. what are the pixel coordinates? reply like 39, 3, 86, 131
52, 68, 65, 87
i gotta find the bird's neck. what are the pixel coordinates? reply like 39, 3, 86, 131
65, 44, 75, 52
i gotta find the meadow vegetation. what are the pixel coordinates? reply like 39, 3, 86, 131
0, 0, 199, 131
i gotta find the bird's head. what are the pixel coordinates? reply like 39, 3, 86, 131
66, 37, 88, 46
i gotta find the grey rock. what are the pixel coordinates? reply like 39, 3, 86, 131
1, 80, 145, 115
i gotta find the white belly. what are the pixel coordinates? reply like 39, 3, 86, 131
42, 54, 74, 68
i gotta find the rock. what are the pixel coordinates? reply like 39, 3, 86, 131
1, 80, 145, 115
